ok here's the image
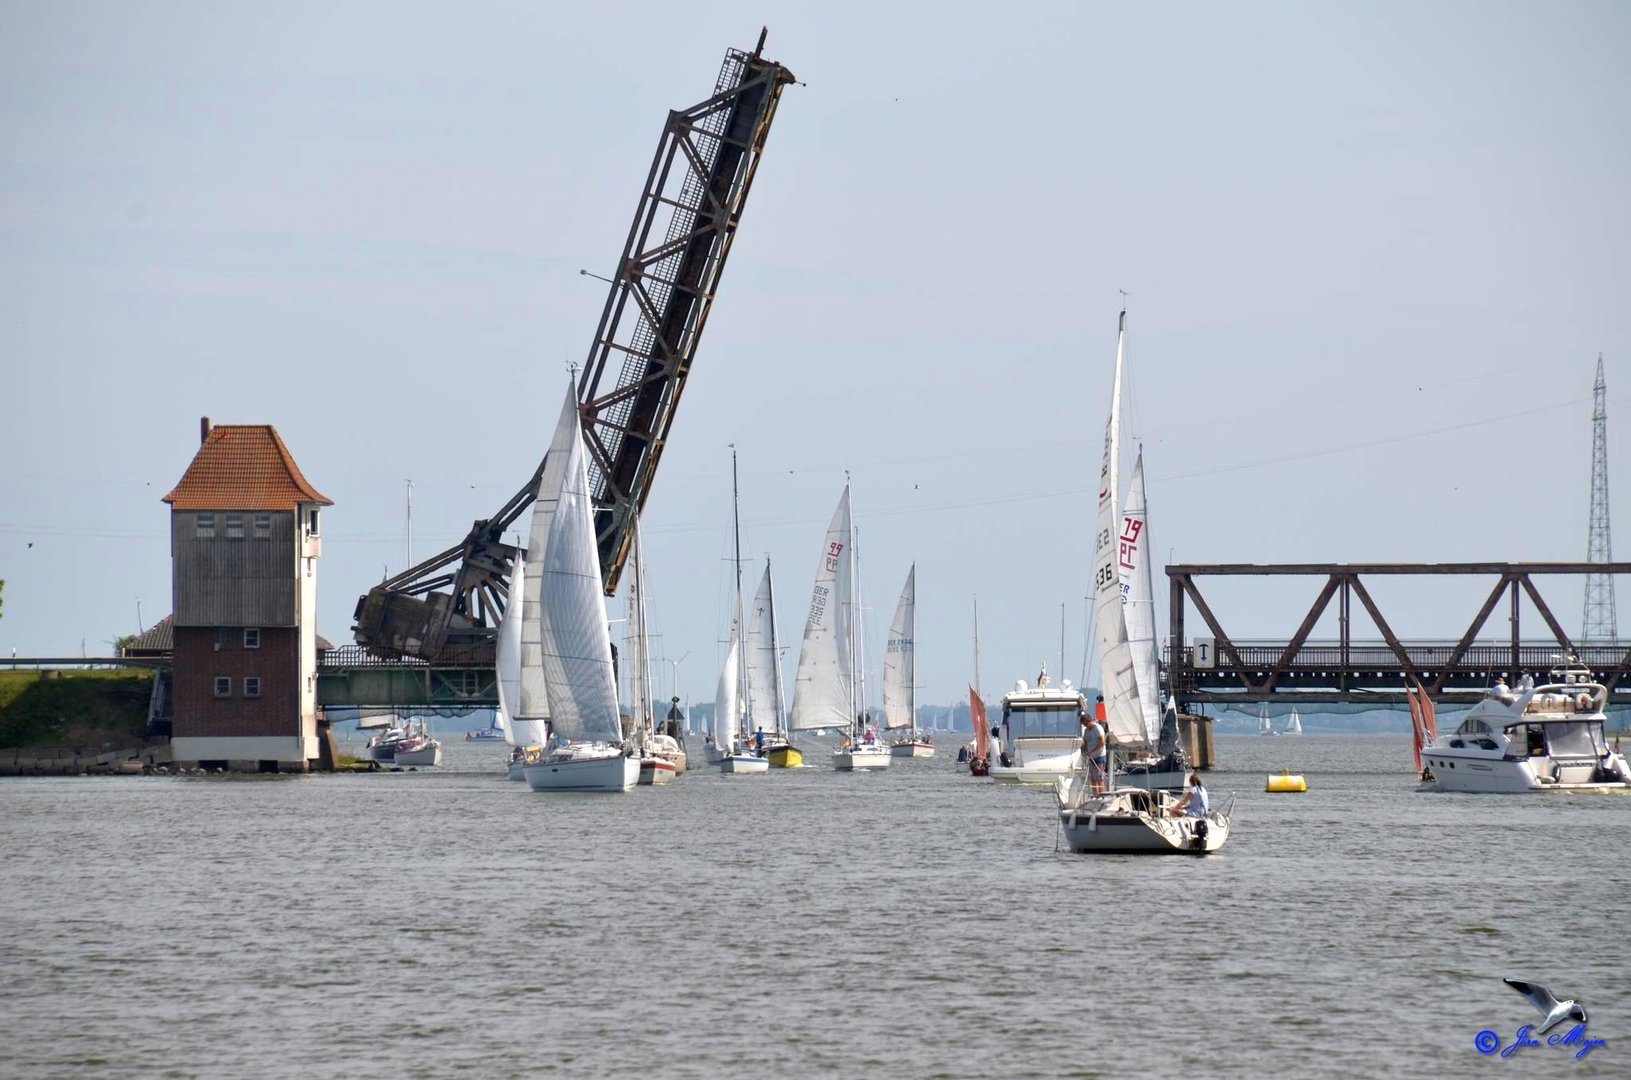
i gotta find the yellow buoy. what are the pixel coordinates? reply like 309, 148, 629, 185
1265, 771, 1307, 793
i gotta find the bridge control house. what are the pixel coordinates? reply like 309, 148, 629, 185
162, 419, 332, 771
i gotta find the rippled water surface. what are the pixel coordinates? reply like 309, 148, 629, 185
2, 734, 1628, 1078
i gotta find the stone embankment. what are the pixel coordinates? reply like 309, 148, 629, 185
0, 737, 172, 776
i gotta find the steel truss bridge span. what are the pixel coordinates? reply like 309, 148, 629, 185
1166, 562, 1631, 704
351, 33, 795, 664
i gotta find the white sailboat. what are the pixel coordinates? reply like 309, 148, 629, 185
522, 385, 639, 793
1286, 707, 1302, 735
791, 487, 889, 770
1059, 308, 1229, 853
496, 554, 533, 779
746, 561, 800, 767
713, 447, 769, 774
885, 566, 932, 758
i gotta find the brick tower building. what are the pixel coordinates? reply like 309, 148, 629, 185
163, 419, 332, 771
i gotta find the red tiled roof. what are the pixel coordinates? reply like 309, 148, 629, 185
163, 425, 332, 510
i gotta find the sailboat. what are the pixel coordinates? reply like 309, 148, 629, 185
1286, 707, 1302, 735
495, 554, 534, 779
791, 486, 888, 770
627, 522, 680, 784
1258, 704, 1278, 736
967, 598, 991, 776
1058, 308, 1229, 852
522, 384, 640, 793
885, 566, 932, 758
746, 561, 800, 767
713, 447, 769, 774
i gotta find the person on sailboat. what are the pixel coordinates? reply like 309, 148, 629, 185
1080, 711, 1107, 794
1094, 695, 1107, 723
754, 727, 765, 755
1168, 773, 1209, 818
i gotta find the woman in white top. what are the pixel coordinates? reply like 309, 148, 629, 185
1168, 773, 1209, 818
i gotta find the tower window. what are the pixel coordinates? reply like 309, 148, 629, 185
252, 513, 272, 538
243, 628, 260, 649
196, 514, 216, 539
225, 514, 245, 539
214, 676, 232, 698
244, 677, 261, 698
307, 508, 321, 536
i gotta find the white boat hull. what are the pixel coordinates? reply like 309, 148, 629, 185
702, 743, 727, 766
524, 752, 639, 792
507, 759, 528, 782
1060, 806, 1230, 854
393, 743, 443, 767
834, 746, 891, 770
638, 757, 678, 785
721, 755, 770, 774
889, 741, 935, 758
990, 743, 1080, 784
1426, 750, 1631, 793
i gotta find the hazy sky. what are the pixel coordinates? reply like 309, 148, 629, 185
3, 1, 1628, 708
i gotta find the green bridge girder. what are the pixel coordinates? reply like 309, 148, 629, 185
317, 649, 497, 710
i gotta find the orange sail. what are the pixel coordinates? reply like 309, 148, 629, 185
1406, 684, 1425, 772
969, 686, 989, 764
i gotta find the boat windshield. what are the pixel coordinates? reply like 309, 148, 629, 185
1005, 706, 1081, 739
1546, 721, 1607, 758
1455, 717, 1493, 736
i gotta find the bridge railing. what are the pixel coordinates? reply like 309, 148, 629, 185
319, 644, 495, 670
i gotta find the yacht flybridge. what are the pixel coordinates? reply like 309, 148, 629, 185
1423, 664, 1630, 793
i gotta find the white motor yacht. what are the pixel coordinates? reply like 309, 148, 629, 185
1423, 666, 1631, 793
989, 679, 1085, 784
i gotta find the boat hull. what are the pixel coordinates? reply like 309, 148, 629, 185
393, 743, 443, 767
766, 744, 803, 769
1059, 807, 1230, 854
834, 746, 891, 770
1425, 750, 1631, 793
638, 758, 678, 785
524, 752, 639, 792
890, 741, 936, 758
721, 755, 770, 774
990, 744, 1080, 784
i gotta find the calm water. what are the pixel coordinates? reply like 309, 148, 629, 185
2, 734, 1627, 1078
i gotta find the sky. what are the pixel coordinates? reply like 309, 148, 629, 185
3, 1, 1629, 710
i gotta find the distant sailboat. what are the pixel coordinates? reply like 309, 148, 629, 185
627, 522, 680, 784
522, 384, 639, 793
716, 447, 768, 775
746, 561, 799, 767
791, 486, 888, 770
885, 566, 932, 758
1286, 707, 1302, 735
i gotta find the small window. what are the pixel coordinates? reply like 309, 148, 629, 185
252, 513, 272, 538
244, 677, 261, 698
214, 676, 232, 698
243, 628, 260, 649
196, 513, 216, 539
307, 508, 321, 536
225, 514, 245, 539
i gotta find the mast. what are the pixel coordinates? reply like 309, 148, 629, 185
766, 558, 786, 735
731, 445, 747, 742
628, 518, 653, 740
851, 523, 863, 739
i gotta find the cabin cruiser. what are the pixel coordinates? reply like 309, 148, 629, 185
1423, 665, 1631, 793
989, 679, 1085, 784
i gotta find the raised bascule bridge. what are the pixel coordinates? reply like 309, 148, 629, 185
319, 34, 796, 713
1164, 562, 1631, 709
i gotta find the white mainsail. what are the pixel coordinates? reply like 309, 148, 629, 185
516, 391, 578, 747
715, 624, 742, 750
495, 552, 526, 745
537, 383, 622, 744
881, 564, 916, 731
1121, 451, 1160, 748
790, 487, 854, 732
745, 562, 786, 737
1093, 310, 1143, 749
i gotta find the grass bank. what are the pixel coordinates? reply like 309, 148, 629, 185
0, 669, 151, 748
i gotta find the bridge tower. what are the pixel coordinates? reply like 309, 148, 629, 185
1583, 355, 1617, 643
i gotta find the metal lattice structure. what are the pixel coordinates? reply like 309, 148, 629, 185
352, 33, 795, 662
1583, 355, 1617, 643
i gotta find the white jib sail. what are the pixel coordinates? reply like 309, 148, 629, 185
495, 552, 525, 746
1121, 451, 1160, 748
537, 382, 622, 744
745, 563, 784, 737
715, 622, 741, 751
881, 564, 916, 731
790, 487, 854, 732
516, 391, 577, 747
1093, 310, 1143, 749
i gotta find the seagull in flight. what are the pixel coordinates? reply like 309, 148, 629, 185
1504, 979, 1587, 1034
